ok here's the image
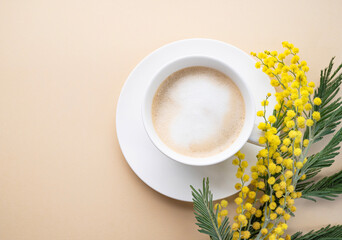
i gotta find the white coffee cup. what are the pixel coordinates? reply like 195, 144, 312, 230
142, 55, 261, 166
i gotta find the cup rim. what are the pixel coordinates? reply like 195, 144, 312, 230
141, 55, 256, 166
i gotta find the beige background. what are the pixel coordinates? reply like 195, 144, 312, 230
0, 0, 342, 239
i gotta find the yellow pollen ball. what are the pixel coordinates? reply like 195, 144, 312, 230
233, 231, 239, 239
308, 87, 314, 94
232, 223, 239, 231
257, 110, 264, 117
285, 170, 293, 178
296, 162, 304, 169
235, 197, 243, 205
303, 139, 309, 147
261, 100, 269, 106
282, 224, 288, 230
282, 41, 289, 47
304, 103, 312, 111
258, 182, 265, 189
287, 110, 296, 118
262, 194, 270, 202
220, 200, 228, 208
283, 66, 290, 72
308, 82, 315, 87
269, 115, 276, 123
284, 213, 291, 220
276, 207, 284, 215
280, 181, 286, 189
251, 207, 257, 214
242, 186, 249, 194
286, 120, 295, 128
252, 172, 259, 180
259, 136, 267, 144
241, 160, 248, 168
242, 231, 251, 239
291, 192, 298, 199
235, 183, 242, 190
261, 228, 268, 235
276, 157, 284, 164
271, 79, 280, 87
276, 191, 283, 198
297, 116, 305, 125
232, 158, 239, 165
294, 99, 302, 107
243, 175, 250, 182
268, 177, 276, 185
273, 184, 280, 191
253, 222, 261, 230
278, 53, 285, 60
294, 148, 302, 156
270, 202, 277, 210
258, 122, 266, 130
314, 97, 322, 106
220, 209, 228, 216
236, 151, 245, 159
289, 130, 297, 138
275, 227, 283, 235
238, 214, 246, 222
269, 163, 277, 173
280, 145, 288, 153
288, 185, 295, 192
283, 138, 291, 146
270, 213, 277, 220
306, 119, 314, 127
255, 210, 262, 217
248, 191, 256, 199
259, 149, 268, 157
236, 171, 243, 178
313, 111, 321, 121
245, 203, 252, 211
284, 49, 291, 56
271, 51, 278, 56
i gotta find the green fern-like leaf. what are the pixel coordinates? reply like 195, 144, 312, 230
296, 127, 342, 193
304, 57, 342, 143
297, 58, 342, 192
300, 170, 342, 201
190, 178, 232, 240
291, 225, 342, 240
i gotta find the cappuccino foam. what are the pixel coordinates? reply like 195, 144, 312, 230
152, 66, 245, 158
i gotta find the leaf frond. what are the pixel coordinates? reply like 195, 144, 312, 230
298, 58, 342, 192
191, 178, 232, 240
301, 170, 342, 201
291, 225, 342, 240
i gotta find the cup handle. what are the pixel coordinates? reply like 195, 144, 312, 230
247, 124, 263, 146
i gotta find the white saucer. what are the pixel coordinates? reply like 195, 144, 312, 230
116, 39, 276, 202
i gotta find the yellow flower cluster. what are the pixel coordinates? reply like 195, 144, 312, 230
231, 151, 258, 240
216, 199, 229, 226
222, 42, 321, 240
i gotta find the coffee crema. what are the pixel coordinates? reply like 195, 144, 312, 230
151, 66, 245, 158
